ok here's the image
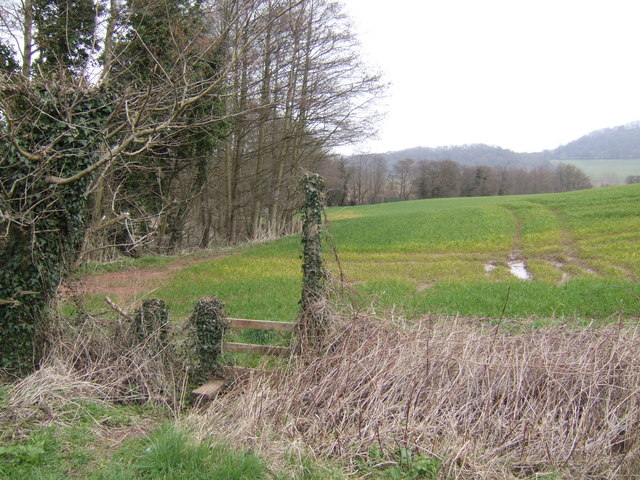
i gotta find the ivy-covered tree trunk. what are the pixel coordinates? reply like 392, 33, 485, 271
0, 85, 110, 373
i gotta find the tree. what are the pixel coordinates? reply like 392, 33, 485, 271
555, 163, 592, 191
0, 0, 384, 371
346, 154, 387, 205
461, 165, 500, 197
393, 158, 414, 200
0, 0, 261, 371
207, 0, 384, 238
0, 0, 111, 371
412, 160, 431, 199
83, 0, 228, 255
319, 155, 352, 206
412, 160, 462, 199
626, 175, 640, 184
33, 0, 98, 73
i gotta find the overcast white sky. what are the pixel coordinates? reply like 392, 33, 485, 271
340, 0, 640, 154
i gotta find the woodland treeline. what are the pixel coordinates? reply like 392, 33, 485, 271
320, 156, 593, 205
1, 0, 383, 256
0, 0, 383, 371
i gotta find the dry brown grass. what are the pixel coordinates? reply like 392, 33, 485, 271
190, 312, 640, 479
6, 312, 191, 428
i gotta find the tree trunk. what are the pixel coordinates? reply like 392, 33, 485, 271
22, 0, 32, 77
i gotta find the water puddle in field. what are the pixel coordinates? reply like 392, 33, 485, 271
485, 255, 531, 280
508, 260, 531, 280
506, 250, 532, 280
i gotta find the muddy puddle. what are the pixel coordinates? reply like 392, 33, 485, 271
484, 256, 532, 280
507, 260, 531, 280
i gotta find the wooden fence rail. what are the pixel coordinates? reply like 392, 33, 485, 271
225, 318, 296, 332
192, 317, 296, 401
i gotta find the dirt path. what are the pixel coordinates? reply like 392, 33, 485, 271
499, 202, 607, 284
540, 204, 603, 281
61, 254, 221, 304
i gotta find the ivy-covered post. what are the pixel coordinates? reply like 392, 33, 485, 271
187, 296, 226, 384
298, 172, 329, 347
133, 298, 169, 348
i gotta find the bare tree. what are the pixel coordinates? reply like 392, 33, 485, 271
393, 158, 414, 200
0, 0, 307, 370
208, 0, 385, 240
555, 163, 592, 191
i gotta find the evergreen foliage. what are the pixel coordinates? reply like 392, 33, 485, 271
0, 85, 112, 372
33, 0, 99, 72
133, 298, 169, 348
187, 296, 226, 382
298, 173, 328, 341
0, 41, 19, 73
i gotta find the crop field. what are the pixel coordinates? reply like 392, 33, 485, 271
131, 183, 640, 324
12, 183, 639, 480
324, 184, 640, 320
550, 158, 640, 185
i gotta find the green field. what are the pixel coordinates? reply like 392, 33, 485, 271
146, 183, 640, 323
11, 183, 640, 480
550, 158, 640, 185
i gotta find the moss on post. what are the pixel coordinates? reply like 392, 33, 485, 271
188, 296, 226, 383
133, 298, 169, 348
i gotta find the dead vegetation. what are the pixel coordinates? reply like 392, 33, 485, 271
5, 292, 640, 478
191, 312, 640, 479
5, 312, 191, 429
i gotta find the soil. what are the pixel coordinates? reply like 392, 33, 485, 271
60, 254, 220, 304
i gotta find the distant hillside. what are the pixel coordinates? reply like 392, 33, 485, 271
365, 122, 640, 169
382, 144, 548, 169
546, 122, 640, 160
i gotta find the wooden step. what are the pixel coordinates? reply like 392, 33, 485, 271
192, 378, 225, 401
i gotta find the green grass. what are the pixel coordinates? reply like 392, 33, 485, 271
90, 425, 267, 480
354, 446, 441, 480
80, 254, 177, 275
81, 184, 640, 323
80, 249, 229, 276
0, 385, 343, 480
157, 255, 301, 320
318, 185, 640, 321
0, 422, 269, 480
550, 158, 640, 185
0, 394, 157, 480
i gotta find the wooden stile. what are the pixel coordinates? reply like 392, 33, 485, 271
225, 318, 295, 332
192, 317, 295, 400
192, 378, 224, 401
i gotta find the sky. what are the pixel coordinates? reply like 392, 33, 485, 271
340, 0, 640, 154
